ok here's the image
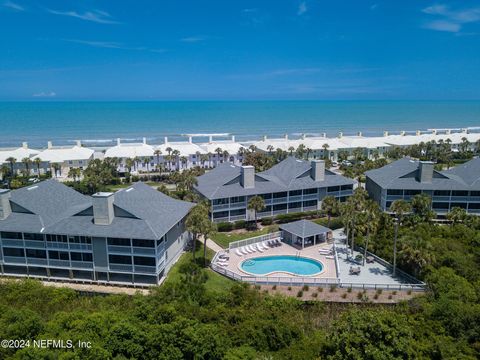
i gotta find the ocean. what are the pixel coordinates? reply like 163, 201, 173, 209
0, 101, 479, 148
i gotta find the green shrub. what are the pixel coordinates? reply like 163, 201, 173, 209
302, 285, 309, 291
288, 286, 292, 291
347, 287, 352, 293
217, 222, 234, 232
261, 217, 274, 225
388, 294, 393, 299
297, 290, 303, 298
373, 293, 379, 300
234, 220, 246, 229
392, 290, 397, 295
272, 285, 277, 290
329, 285, 337, 292
341, 293, 347, 299
376, 289, 383, 295
312, 292, 318, 298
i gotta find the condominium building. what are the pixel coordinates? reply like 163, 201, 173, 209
0, 180, 193, 285
194, 157, 356, 222
365, 157, 480, 215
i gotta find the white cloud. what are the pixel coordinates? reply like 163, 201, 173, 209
63, 39, 166, 53
298, 2, 307, 16
3, 1, 24, 11
47, 9, 120, 24
180, 36, 206, 43
422, 4, 480, 33
33, 91, 56, 97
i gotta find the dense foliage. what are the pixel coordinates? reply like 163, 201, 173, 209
1, 217, 479, 360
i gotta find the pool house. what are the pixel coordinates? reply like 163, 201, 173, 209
280, 220, 332, 249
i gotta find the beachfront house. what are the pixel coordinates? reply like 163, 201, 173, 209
199, 135, 244, 166
365, 157, 480, 215
104, 138, 156, 173
157, 137, 207, 170
32, 141, 94, 178
0, 143, 40, 178
194, 157, 356, 222
0, 180, 193, 285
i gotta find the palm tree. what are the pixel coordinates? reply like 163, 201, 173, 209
411, 193, 434, 222
321, 195, 338, 229
267, 145, 274, 154
222, 150, 229, 163
180, 156, 188, 170
52, 163, 61, 178
390, 199, 412, 276
200, 154, 209, 168
0, 164, 10, 180
143, 158, 150, 174
207, 152, 213, 168
446, 207, 467, 225
296, 144, 306, 159
154, 149, 162, 172
68, 167, 81, 182
33, 157, 42, 176
248, 144, 256, 153
125, 158, 134, 173
321, 143, 329, 160
186, 203, 215, 264
171, 150, 180, 171
6, 157, 16, 177
362, 200, 380, 266
132, 156, 141, 172
215, 147, 223, 165
247, 195, 266, 228
288, 146, 295, 155
21, 157, 31, 177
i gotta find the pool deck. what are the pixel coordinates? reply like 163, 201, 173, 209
218, 241, 337, 280
332, 229, 417, 287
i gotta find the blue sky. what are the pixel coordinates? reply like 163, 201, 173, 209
1, 0, 480, 100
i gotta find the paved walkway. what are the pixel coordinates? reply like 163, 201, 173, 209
201, 236, 224, 252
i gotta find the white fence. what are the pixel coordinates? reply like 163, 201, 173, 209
228, 231, 282, 250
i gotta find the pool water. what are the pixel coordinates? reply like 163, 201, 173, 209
241, 255, 324, 276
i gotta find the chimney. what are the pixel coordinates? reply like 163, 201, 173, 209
357, 131, 362, 137
117, 138, 121, 146
416, 130, 421, 136
143, 137, 147, 145
417, 161, 434, 183
311, 160, 325, 182
338, 132, 343, 138
208, 135, 213, 143
432, 129, 437, 135
240, 166, 255, 189
284, 134, 288, 140
231, 135, 235, 142
188, 136, 193, 143
164, 136, 168, 144
76, 140, 82, 147
262, 135, 267, 141
446, 129, 451, 135
400, 131, 406, 136
92, 192, 115, 225
383, 131, 389, 137
462, 128, 468, 134
322, 133, 327, 138
47, 141, 53, 149
301, 133, 306, 140
22, 142, 28, 149
0, 189, 12, 220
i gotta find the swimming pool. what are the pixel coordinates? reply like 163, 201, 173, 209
240, 255, 324, 276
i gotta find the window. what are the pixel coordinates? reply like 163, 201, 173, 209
289, 190, 302, 197
289, 202, 302, 209
230, 196, 245, 203
273, 192, 287, 199
48, 251, 69, 260
303, 200, 317, 207
23, 233, 44, 241
452, 191, 468, 197
341, 184, 353, 190
156, 238, 164, 247
230, 208, 246, 216
261, 193, 272, 200
213, 211, 229, 219
107, 238, 131, 247
387, 189, 403, 196
69, 236, 92, 244
434, 190, 450, 196
212, 198, 228, 205
1, 232, 22, 240
451, 202, 467, 209
404, 190, 421, 196
470, 191, 480, 197
46, 234, 68, 243
26, 249, 46, 259
273, 203, 287, 211
327, 186, 340, 192
3, 247, 24, 257
109, 254, 132, 264
432, 202, 449, 209
468, 203, 480, 209
133, 256, 155, 266
303, 188, 317, 195
132, 239, 154, 248
70, 252, 93, 262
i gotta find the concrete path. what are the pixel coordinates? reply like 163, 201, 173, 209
200, 236, 225, 252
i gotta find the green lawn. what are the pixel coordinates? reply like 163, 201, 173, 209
164, 242, 234, 294
211, 225, 278, 248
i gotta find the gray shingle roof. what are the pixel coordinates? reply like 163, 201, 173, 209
0, 180, 194, 240
365, 157, 480, 191
195, 157, 355, 199
280, 219, 331, 238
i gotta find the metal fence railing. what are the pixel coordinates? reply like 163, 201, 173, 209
228, 231, 282, 250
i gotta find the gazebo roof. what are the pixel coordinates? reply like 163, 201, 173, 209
279, 219, 331, 238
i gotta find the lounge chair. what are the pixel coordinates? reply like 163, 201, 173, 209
248, 245, 256, 253
325, 255, 334, 260
256, 244, 264, 252
241, 247, 249, 255
235, 249, 243, 257
349, 266, 361, 275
